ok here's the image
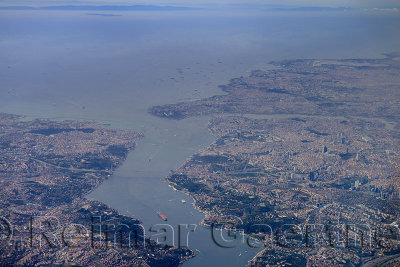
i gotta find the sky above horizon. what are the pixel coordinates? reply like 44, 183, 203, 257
1, 0, 400, 8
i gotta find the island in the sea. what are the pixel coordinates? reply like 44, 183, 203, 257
0, 113, 192, 266
151, 55, 400, 266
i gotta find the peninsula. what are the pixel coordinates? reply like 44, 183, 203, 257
151, 56, 400, 266
0, 113, 192, 266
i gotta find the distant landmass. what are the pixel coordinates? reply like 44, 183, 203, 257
0, 4, 358, 12
86, 13, 122, 17
270, 6, 354, 12
0, 5, 199, 11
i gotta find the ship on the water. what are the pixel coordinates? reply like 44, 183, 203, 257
157, 212, 168, 221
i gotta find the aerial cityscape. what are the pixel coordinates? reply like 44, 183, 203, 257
1, 1, 400, 266
159, 56, 400, 266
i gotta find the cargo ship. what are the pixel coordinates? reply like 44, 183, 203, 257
157, 212, 168, 221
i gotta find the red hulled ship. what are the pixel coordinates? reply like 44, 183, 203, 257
157, 212, 168, 221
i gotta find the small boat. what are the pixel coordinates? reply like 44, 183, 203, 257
157, 212, 168, 221
181, 199, 186, 204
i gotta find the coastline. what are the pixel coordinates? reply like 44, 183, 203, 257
166, 177, 265, 267
0, 113, 193, 266
147, 56, 400, 266
166, 180, 210, 228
